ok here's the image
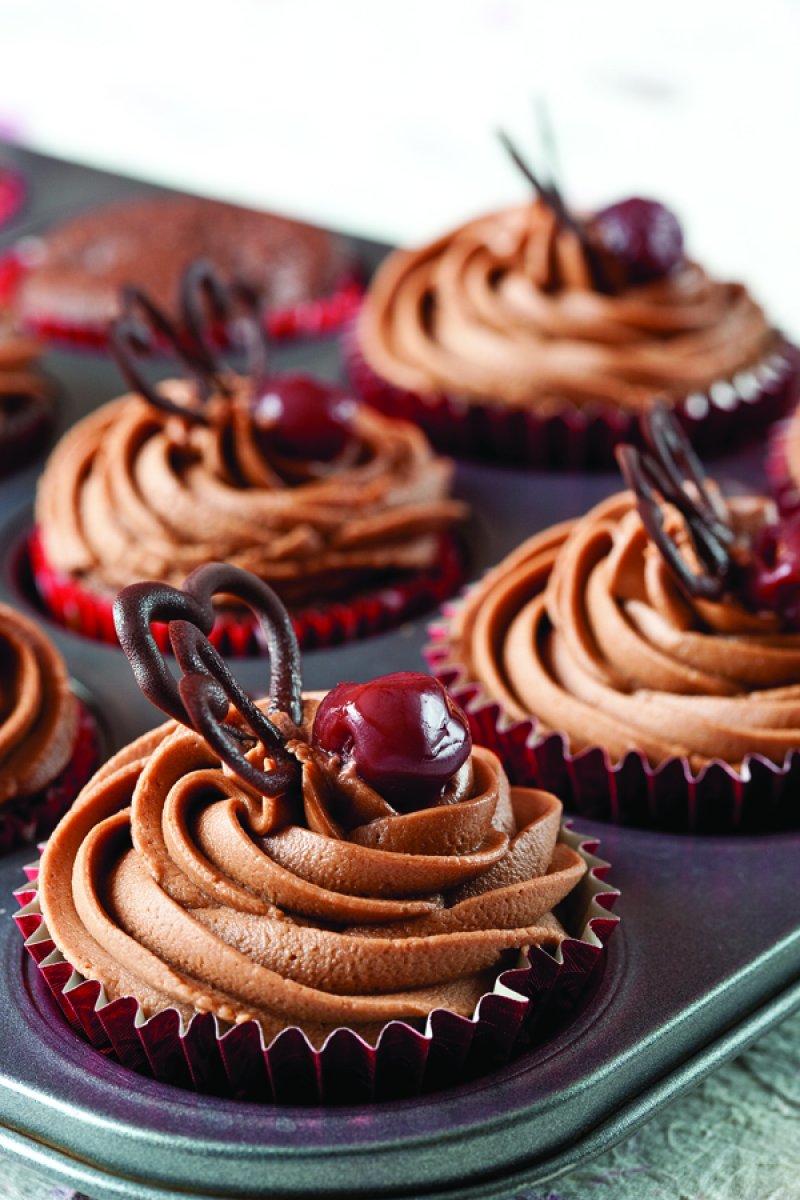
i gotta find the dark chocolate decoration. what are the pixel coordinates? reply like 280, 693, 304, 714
497, 129, 610, 291
616, 403, 738, 600
113, 564, 303, 797
108, 261, 269, 424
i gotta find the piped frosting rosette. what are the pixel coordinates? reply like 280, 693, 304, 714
349, 195, 798, 469
31, 263, 466, 652
0, 603, 99, 853
428, 411, 800, 831
14, 564, 617, 1103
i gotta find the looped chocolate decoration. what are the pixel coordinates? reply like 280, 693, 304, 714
616, 403, 737, 601
108, 260, 270, 424
497, 129, 610, 292
113, 564, 304, 797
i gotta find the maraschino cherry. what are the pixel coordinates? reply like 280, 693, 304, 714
312, 672, 472, 811
588, 198, 684, 286
742, 514, 800, 626
250, 373, 357, 462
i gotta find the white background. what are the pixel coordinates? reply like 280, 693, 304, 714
0, 0, 798, 333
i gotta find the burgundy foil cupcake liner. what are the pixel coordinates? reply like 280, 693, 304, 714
427, 598, 800, 834
13, 828, 618, 1104
344, 319, 800, 471
27, 528, 468, 654
0, 249, 363, 348
0, 703, 99, 855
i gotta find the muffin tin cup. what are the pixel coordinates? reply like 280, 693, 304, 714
0, 250, 364, 347
0, 702, 100, 855
344, 320, 800, 471
26, 527, 468, 654
426, 603, 800, 834
0, 166, 25, 228
13, 827, 618, 1105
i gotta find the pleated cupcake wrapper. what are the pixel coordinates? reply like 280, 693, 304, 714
0, 703, 99, 855
0, 167, 26, 229
26, 528, 468, 655
13, 829, 617, 1104
0, 249, 364, 347
344, 320, 800, 471
426, 597, 800, 834
766, 416, 800, 517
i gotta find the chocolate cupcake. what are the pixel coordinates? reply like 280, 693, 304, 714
349, 137, 797, 469
429, 407, 800, 831
0, 603, 99, 854
31, 263, 467, 651
8, 194, 360, 346
15, 563, 616, 1101
0, 310, 54, 477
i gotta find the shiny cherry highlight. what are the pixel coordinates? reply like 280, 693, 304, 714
312, 672, 472, 811
251, 373, 357, 461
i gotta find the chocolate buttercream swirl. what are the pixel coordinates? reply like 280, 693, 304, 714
0, 604, 78, 804
39, 698, 585, 1045
452, 490, 800, 770
359, 200, 777, 412
35, 381, 465, 605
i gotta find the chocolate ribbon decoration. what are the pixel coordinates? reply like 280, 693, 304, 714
616, 404, 737, 601
113, 563, 303, 796
108, 260, 270, 424
497, 129, 610, 292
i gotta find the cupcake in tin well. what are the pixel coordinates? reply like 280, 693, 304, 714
0, 603, 99, 854
6, 194, 361, 346
15, 563, 616, 1103
428, 407, 800, 832
0, 308, 54, 477
31, 262, 467, 652
348, 136, 797, 469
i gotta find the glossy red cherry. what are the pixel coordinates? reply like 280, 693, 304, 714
251, 373, 357, 461
312, 672, 472, 811
743, 515, 800, 625
588, 197, 684, 285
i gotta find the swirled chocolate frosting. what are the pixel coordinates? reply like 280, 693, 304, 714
39, 697, 585, 1044
359, 201, 776, 412
35, 380, 465, 604
0, 604, 78, 804
450, 490, 800, 769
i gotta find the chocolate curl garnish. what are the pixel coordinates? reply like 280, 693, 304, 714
108, 261, 270, 424
113, 564, 303, 797
616, 404, 737, 601
497, 129, 610, 291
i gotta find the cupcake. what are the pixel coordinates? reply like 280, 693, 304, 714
428, 406, 800, 832
14, 563, 616, 1102
31, 262, 467, 652
0, 603, 100, 854
349, 136, 797, 469
0, 309, 54, 477
6, 194, 361, 346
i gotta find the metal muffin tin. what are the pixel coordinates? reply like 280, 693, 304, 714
0, 147, 798, 1200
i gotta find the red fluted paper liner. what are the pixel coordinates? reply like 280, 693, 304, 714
0, 248, 363, 348
344, 319, 800, 471
0, 167, 25, 229
426, 597, 800, 834
766, 416, 800, 518
26, 527, 468, 655
0, 703, 99, 855
13, 829, 618, 1104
